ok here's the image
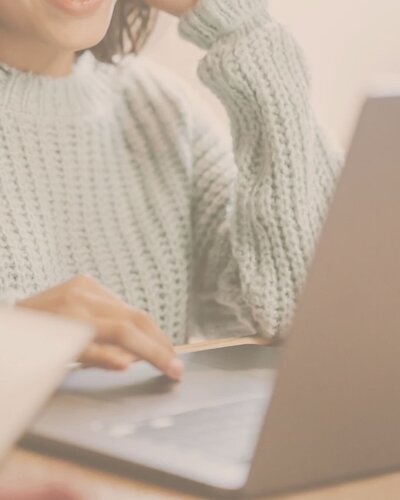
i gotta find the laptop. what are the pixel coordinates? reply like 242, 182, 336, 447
0, 308, 93, 464
25, 94, 400, 498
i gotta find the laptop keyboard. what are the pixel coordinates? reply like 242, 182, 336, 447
96, 398, 267, 464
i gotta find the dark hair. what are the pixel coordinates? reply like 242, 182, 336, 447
91, 0, 156, 63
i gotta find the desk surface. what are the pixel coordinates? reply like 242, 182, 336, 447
2, 337, 399, 499
2, 449, 400, 500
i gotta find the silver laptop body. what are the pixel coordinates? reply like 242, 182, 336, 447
26, 94, 400, 498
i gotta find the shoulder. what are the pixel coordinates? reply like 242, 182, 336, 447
91, 53, 230, 152
119, 56, 188, 95
106, 55, 224, 140
114, 56, 194, 120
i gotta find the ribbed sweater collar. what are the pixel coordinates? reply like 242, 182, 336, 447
0, 52, 112, 116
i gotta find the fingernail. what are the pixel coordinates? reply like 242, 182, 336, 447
166, 358, 184, 380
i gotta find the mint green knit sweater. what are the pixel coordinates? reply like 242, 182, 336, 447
0, 0, 341, 344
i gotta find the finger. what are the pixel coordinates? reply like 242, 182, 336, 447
94, 319, 183, 380
102, 345, 140, 363
68, 290, 174, 353
131, 309, 175, 354
80, 343, 135, 371
99, 298, 174, 353
73, 278, 175, 352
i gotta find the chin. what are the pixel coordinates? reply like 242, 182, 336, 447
48, 22, 110, 52
39, 0, 116, 52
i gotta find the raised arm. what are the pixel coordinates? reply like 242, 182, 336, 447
178, 0, 342, 339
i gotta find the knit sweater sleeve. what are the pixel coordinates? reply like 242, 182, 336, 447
179, 0, 342, 339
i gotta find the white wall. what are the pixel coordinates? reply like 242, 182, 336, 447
144, 0, 400, 147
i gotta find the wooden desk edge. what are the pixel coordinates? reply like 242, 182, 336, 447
175, 335, 271, 354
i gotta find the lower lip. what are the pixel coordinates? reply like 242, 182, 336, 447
46, 0, 104, 16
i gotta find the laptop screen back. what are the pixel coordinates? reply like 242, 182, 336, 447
246, 95, 400, 496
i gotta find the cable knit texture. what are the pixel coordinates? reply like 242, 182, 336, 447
0, 0, 341, 343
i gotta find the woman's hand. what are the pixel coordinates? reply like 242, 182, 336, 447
145, 0, 197, 17
17, 275, 183, 380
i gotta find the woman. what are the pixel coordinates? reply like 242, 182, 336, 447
0, 0, 341, 376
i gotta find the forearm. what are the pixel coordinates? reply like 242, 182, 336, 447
182, 0, 342, 337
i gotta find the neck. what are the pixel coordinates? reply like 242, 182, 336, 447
0, 29, 75, 77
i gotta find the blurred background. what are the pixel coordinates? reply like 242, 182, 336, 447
144, 0, 400, 148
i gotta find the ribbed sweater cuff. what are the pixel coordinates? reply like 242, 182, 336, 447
179, 0, 270, 50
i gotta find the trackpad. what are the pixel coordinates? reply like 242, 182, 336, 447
57, 344, 280, 421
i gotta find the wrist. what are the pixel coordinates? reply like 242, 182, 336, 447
145, 1, 197, 17
179, 0, 270, 49
174, 0, 198, 17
